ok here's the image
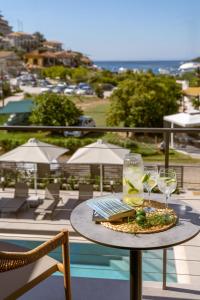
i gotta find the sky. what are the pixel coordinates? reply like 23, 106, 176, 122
0, 0, 200, 61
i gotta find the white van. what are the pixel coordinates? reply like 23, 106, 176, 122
64, 116, 96, 137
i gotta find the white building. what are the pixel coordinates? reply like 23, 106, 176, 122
7, 32, 39, 51
0, 13, 12, 36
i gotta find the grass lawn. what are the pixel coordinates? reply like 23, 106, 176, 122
0, 114, 9, 125
83, 101, 110, 126
143, 152, 200, 164
68, 95, 110, 126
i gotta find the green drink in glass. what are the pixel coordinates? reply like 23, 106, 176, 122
123, 153, 144, 206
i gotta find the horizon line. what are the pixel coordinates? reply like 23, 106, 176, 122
93, 58, 190, 62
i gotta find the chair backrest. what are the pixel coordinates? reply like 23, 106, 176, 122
37, 163, 51, 180
45, 183, 60, 200
79, 183, 93, 201
0, 230, 71, 300
14, 182, 28, 198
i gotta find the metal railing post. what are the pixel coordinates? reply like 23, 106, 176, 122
163, 131, 170, 289
164, 131, 170, 169
162, 248, 167, 290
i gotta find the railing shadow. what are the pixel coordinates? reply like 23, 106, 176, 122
171, 203, 200, 226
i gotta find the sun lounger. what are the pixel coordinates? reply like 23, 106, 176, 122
0, 230, 71, 300
78, 183, 93, 201
0, 182, 28, 216
35, 183, 61, 220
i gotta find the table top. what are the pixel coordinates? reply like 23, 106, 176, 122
70, 194, 200, 250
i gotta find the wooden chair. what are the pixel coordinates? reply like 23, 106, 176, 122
0, 230, 71, 300
79, 183, 93, 201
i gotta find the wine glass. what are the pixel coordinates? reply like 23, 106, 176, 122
157, 168, 177, 210
142, 166, 158, 212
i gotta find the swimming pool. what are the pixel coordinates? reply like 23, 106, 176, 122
5, 240, 177, 283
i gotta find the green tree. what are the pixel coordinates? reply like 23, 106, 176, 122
192, 96, 200, 110
30, 93, 82, 126
41, 66, 72, 80
94, 84, 104, 98
33, 31, 46, 42
107, 73, 181, 127
71, 67, 90, 83
179, 71, 199, 87
1, 81, 12, 98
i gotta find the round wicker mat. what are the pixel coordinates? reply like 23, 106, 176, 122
101, 200, 178, 234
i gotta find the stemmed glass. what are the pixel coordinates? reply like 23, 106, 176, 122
157, 168, 177, 210
142, 166, 158, 212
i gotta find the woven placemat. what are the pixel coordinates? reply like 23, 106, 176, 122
101, 199, 178, 234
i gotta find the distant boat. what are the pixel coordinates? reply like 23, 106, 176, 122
158, 68, 170, 75
118, 67, 127, 73
179, 62, 200, 71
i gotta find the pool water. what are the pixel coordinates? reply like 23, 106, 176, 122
6, 240, 177, 283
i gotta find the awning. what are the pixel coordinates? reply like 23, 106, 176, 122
164, 112, 200, 127
184, 87, 200, 97
0, 99, 33, 114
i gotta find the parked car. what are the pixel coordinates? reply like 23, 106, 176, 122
4, 113, 31, 126
64, 85, 77, 95
41, 87, 52, 93
75, 88, 87, 95
52, 86, 64, 94
77, 83, 93, 95
64, 116, 96, 137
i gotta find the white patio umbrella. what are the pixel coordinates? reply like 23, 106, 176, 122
0, 138, 68, 194
67, 139, 130, 194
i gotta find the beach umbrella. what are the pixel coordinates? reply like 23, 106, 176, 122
67, 139, 130, 194
0, 138, 68, 194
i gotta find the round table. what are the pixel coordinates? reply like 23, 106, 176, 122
70, 196, 199, 300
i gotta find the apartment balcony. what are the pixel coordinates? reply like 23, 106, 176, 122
0, 125, 199, 300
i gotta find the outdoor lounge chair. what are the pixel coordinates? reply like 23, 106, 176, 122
0, 230, 71, 300
0, 182, 28, 216
35, 183, 61, 220
78, 183, 93, 201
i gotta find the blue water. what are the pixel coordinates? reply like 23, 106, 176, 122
94, 60, 182, 74
6, 240, 177, 283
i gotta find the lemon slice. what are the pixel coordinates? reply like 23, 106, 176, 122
123, 196, 144, 206
142, 173, 150, 183
165, 178, 176, 184
125, 179, 139, 194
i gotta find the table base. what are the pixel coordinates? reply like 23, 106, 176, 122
130, 250, 142, 300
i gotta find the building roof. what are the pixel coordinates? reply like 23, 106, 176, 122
0, 99, 33, 114
0, 51, 16, 58
43, 40, 62, 45
8, 32, 33, 38
184, 87, 200, 97
24, 50, 56, 58
55, 51, 77, 58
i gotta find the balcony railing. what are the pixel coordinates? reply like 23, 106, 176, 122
0, 125, 199, 291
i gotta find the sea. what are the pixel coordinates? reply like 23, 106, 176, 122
94, 60, 183, 75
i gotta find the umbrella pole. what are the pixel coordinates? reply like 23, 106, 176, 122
34, 164, 37, 196
100, 164, 103, 195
